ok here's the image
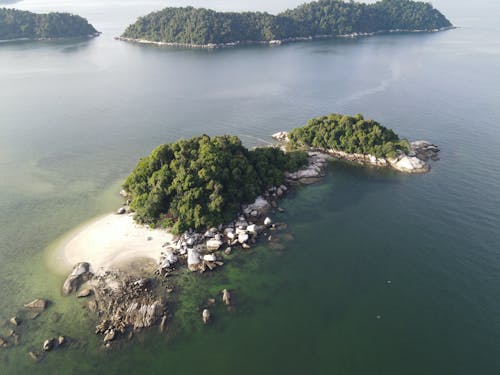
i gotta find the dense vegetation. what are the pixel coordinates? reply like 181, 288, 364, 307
288, 113, 409, 159
123, 135, 307, 233
0, 8, 98, 40
121, 0, 452, 45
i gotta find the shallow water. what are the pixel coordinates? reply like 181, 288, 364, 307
1, 0, 500, 373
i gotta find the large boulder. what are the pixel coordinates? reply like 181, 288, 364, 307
390, 155, 429, 173
62, 262, 93, 296
206, 238, 223, 251
187, 248, 201, 272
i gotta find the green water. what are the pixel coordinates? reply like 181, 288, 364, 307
1, 0, 500, 373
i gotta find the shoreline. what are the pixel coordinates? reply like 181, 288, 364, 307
0, 32, 101, 44
115, 27, 455, 49
272, 132, 440, 174
50, 213, 173, 275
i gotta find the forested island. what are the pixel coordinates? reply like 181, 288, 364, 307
123, 135, 308, 234
119, 0, 453, 48
123, 114, 439, 235
0, 8, 99, 40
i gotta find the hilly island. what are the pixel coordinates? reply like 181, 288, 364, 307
119, 0, 453, 48
52, 113, 439, 346
0, 8, 99, 41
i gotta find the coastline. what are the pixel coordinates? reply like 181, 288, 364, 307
50, 213, 173, 275
116, 27, 455, 49
0, 32, 101, 44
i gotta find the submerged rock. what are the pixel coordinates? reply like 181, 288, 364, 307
24, 299, 48, 310
202, 309, 210, 324
9, 317, 21, 326
43, 338, 56, 352
222, 289, 231, 306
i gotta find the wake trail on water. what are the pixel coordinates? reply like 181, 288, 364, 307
336, 63, 402, 106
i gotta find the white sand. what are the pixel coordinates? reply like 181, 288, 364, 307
52, 213, 174, 274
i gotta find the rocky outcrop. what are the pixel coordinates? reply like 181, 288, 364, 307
62, 262, 93, 295
89, 272, 167, 343
285, 152, 328, 184
272, 131, 289, 142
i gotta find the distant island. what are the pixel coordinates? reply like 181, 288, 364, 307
118, 0, 453, 48
0, 8, 99, 41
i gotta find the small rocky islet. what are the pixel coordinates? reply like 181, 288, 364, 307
55, 113, 440, 350
2, 113, 440, 359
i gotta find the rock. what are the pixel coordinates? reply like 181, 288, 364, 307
207, 298, 216, 306
9, 317, 21, 326
224, 247, 232, 255
227, 231, 235, 240
0, 336, 8, 348
116, 207, 126, 215
28, 351, 40, 361
203, 254, 216, 262
242, 243, 251, 249
160, 315, 167, 333
187, 249, 201, 272
264, 217, 272, 226
62, 262, 93, 295
202, 309, 210, 324
206, 238, 223, 251
222, 289, 231, 305
246, 224, 257, 234
88, 300, 98, 313
24, 299, 48, 310
77, 289, 92, 298
57, 336, 66, 346
272, 131, 289, 142
238, 233, 249, 244
119, 189, 128, 197
103, 330, 115, 343
390, 155, 429, 173
43, 338, 56, 352
186, 237, 195, 246
243, 196, 271, 217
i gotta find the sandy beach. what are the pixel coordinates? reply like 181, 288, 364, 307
51, 213, 174, 274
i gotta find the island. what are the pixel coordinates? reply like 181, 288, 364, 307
118, 0, 453, 48
47, 113, 439, 349
0, 8, 99, 41
277, 113, 440, 174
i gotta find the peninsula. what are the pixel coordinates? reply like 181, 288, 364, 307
118, 0, 453, 48
0, 8, 99, 41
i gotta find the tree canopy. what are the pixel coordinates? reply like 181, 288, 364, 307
121, 0, 452, 45
288, 113, 409, 159
123, 135, 307, 234
0, 8, 98, 40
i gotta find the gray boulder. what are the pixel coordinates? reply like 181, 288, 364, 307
62, 262, 93, 295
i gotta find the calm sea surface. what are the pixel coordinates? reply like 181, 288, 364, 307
1, 0, 500, 374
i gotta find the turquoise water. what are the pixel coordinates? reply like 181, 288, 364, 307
1, 0, 500, 373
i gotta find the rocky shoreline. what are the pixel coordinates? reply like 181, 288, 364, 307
115, 27, 454, 49
272, 131, 440, 174
58, 150, 326, 348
